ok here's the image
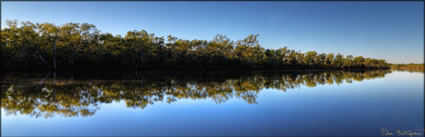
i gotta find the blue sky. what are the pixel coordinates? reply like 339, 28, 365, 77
2, 2, 423, 63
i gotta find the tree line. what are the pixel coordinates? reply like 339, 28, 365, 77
1, 70, 390, 118
1, 20, 390, 71
391, 63, 424, 70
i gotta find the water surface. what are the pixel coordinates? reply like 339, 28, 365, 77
1, 70, 423, 136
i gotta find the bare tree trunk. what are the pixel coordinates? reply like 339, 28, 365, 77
32, 37, 52, 70
52, 40, 57, 71
53, 71, 56, 83
33, 49, 51, 70
139, 53, 144, 69
38, 71, 52, 85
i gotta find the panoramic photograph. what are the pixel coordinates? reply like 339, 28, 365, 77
1, 1, 424, 136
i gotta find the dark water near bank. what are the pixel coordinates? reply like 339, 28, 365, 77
1, 70, 423, 136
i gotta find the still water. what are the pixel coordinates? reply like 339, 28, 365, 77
1, 70, 423, 136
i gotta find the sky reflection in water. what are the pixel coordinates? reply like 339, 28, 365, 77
1, 70, 423, 136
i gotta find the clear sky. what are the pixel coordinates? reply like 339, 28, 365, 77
2, 2, 423, 63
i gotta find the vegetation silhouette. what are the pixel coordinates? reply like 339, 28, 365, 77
1, 70, 391, 118
1, 20, 390, 72
391, 63, 424, 71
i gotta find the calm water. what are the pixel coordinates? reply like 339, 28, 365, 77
1, 70, 424, 136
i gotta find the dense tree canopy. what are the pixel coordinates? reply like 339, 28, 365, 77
1, 20, 390, 71
391, 63, 424, 70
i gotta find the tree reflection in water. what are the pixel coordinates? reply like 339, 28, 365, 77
1, 70, 391, 118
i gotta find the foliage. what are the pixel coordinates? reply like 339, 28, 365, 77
390, 63, 424, 70
1, 20, 390, 71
